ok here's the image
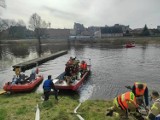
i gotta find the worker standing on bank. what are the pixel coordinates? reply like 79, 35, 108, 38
132, 82, 149, 107
43, 75, 58, 101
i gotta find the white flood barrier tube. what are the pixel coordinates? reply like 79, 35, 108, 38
77, 114, 84, 120
74, 102, 84, 120
35, 104, 40, 120
74, 102, 82, 113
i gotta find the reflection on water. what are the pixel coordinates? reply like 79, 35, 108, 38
0, 43, 68, 70
1, 41, 160, 100
79, 82, 95, 102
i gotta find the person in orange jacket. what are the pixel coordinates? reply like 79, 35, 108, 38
80, 61, 87, 70
132, 82, 149, 107
79, 60, 87, 77
106, 91, 138, 119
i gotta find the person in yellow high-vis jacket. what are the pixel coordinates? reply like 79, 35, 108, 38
145, 91, 160, 120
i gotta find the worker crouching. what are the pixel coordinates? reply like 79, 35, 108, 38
106, 91, 138, 119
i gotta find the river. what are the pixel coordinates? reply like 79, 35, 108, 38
0, 40, 160, 101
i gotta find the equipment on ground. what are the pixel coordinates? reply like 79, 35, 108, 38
0, 90, 6, 95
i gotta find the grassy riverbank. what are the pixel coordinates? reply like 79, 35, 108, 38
0, 92, 120, 120
1, 37, 160, 45
0, 39, 68, 45
73, 36, 160, 45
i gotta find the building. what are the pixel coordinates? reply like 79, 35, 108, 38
94, 31, 101, 38
71, 23, 132, 38
45, 28, 70, 39
130, 28, 143, 36
88, 26, 101, 37
114, 24, 131, 33
100, 26, 123, 38
149, 29, 160, 36
70, 29, 76, 36
73, 22, 85, 35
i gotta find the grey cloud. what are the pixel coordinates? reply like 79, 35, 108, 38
2, 0, 160, 28
91, 0, 160, 28
42, 5, 92, 26
41, 0, 160, 28
43, 6, 81, 20
71, 0, 94, 10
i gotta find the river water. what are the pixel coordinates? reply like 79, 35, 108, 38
0, 40, 160, 101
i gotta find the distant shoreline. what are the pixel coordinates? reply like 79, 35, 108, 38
93, 36, 160, 44
0, 39, 68, 45
0, 36, 160, 45
70, 36, 160, 45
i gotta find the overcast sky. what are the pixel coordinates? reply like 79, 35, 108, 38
0, 0, 160, 29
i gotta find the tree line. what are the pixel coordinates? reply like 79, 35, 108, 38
0, 13, 50, 40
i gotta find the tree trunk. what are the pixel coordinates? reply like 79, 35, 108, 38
38, 37, 42, 57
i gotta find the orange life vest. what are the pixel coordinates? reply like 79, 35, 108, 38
80, 63, 87, 70
134, 82, 146, 96
117, 92, 137, 110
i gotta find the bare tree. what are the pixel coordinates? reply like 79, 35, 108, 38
29, 13, 41, 30
29, 13, 49, 43
29, 13, 50, 57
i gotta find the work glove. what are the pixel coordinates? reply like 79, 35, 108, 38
106, 110, 113, 116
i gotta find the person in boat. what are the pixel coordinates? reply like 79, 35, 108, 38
29, 69, 36, 81
35, 67, 39, 75
67, 57, 78, 67
43, 75, 58, 101
14, 67, 24, 84
16, 72, 26, 84
132, 82, 149, 107
67, 57, 74, 65
145, 91, 160, 120
73, 58, 79, 71
132, 41, 135, 44
66, 57, 74, 71
71, 58, 80, 80
79, 60, 87, 77
127, 41, 132, 45
64, 63, 72, 84
12, 75, 18, 84
106, 91, 138, 119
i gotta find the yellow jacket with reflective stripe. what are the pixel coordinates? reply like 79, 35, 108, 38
150, 98, 160, 116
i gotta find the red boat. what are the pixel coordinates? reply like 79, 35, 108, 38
125, 43, 135, 48
3, 75, 43, 93
53, 65, 91, 91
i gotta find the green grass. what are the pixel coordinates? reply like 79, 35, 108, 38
0, 93, 138, 120
0, 108, 7, 120
0, 93, 79, 120
78, 100, 119, 120
0, 39, 68, 45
